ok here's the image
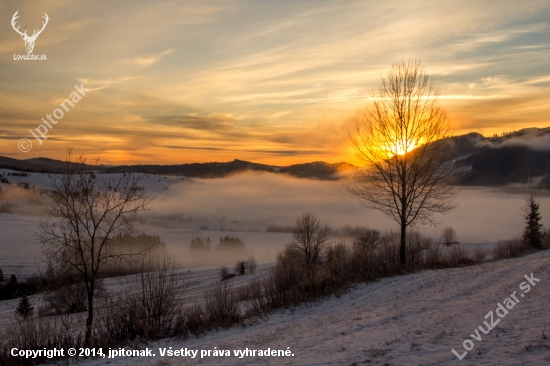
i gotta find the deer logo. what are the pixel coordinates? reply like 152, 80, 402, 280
11, 10, 49, 54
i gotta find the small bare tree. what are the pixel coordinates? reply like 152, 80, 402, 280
347, 60, 457, 265
288, 213, 330, 271
441, 227, 457, 247
39, 153, 152, 345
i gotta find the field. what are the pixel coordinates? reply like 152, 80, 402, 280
1, 169, 550, 365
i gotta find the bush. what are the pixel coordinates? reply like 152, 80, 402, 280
219, 266, 235, 281
43, 281, 89, 315
445, 245, 474, 267
424, 242, 443, 268
95, 259, 185, 341
204, 283, 241, 328
234, 261, 246, 275
234, 257, 258, 276
245, 256, 257, 274
472, 247, 488, 263
492, 237, 528, 260
0, 315, 86, 365
352, 229, 380, 250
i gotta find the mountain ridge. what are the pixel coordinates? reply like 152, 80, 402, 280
1, 127, 549, 186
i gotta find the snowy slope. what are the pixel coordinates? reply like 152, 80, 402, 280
75, 251, 550, 366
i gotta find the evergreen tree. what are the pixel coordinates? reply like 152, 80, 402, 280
15, 295, 34, 320
523, 195, 543, 249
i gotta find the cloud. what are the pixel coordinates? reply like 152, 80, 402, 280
475, 128, 550, 151
525, 74, 550, 85
76, 77, 136, 91
124, 49, 174, 68
153, 113, 241, 130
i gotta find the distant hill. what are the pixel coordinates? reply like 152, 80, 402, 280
447, 128, 550, 188
1, 127, 549, 186
105, 159, 355, 180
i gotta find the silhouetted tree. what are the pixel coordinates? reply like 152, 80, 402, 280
289, 213, 330, 272
441, 227, 458, 247
523, 195, 543, 249
245, 256, 257, 274
15, 295, 34, 320
347, 60, 457, 265
39, 152, 152, 345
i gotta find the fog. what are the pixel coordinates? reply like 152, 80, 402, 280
146, 172, 550, 245
2, 170, 550, 273
475, 129, 550, 151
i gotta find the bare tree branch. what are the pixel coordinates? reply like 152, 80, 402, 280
346, 60, 458, 265
39, 152, 152, 345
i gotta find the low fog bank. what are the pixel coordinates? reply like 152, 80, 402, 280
2, 170, 550, 273
145, 171, 550, 247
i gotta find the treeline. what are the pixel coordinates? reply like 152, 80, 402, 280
266, 223, 381, 237
189, 236, 246, 251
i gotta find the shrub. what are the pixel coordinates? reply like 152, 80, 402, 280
472, 247, 488, 263
239, 277, 269, 319
445, 245, 474, 267
245, 256, 257, 274
352, 229, 380, 250
219, 266, 235, 281
95, 259, 184, 341
43, 281, 89, 315
204, 283, 241, 329
324, 243, 352, 289
234, 261, 246, 275
424, 242, 443, 268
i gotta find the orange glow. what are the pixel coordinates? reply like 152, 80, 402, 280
382, 137, 425, 158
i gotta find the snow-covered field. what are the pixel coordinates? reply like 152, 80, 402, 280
72, 250, 549, 366
2, 169, 550, 365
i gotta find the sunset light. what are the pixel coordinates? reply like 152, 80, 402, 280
0, 1, 548, 165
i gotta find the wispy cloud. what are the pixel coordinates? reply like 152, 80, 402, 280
1, 0, 549, 164
124, 49, 174, 68
76, 77, 136, 91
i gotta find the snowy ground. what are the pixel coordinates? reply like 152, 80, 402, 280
72, 250, 550, 366
2, 169, 550, 365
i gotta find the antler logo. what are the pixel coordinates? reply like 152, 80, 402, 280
11, 10, 49, 54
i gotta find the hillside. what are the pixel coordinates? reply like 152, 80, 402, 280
78, 250, 550, 365
2, 127, 549, 186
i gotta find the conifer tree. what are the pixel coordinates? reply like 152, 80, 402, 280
15, 295, 34, 320
523, 195, 543, 249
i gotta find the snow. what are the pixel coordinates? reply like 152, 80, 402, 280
77, 250, 550, 365
2, 168, 550, 364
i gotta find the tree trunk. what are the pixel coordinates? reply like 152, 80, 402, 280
85, 282, 94, 346
400, 222, 406, 266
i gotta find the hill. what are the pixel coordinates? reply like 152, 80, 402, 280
2, 127, 549, 186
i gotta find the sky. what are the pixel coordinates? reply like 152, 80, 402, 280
0, 0, 549, 165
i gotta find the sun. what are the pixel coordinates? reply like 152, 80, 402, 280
383, 137, 425, 158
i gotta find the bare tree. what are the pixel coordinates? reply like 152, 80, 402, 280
441, 227, 457, 247
347, 60, 457, 265
288, 212, 330, 271
39, 153, 152, 345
